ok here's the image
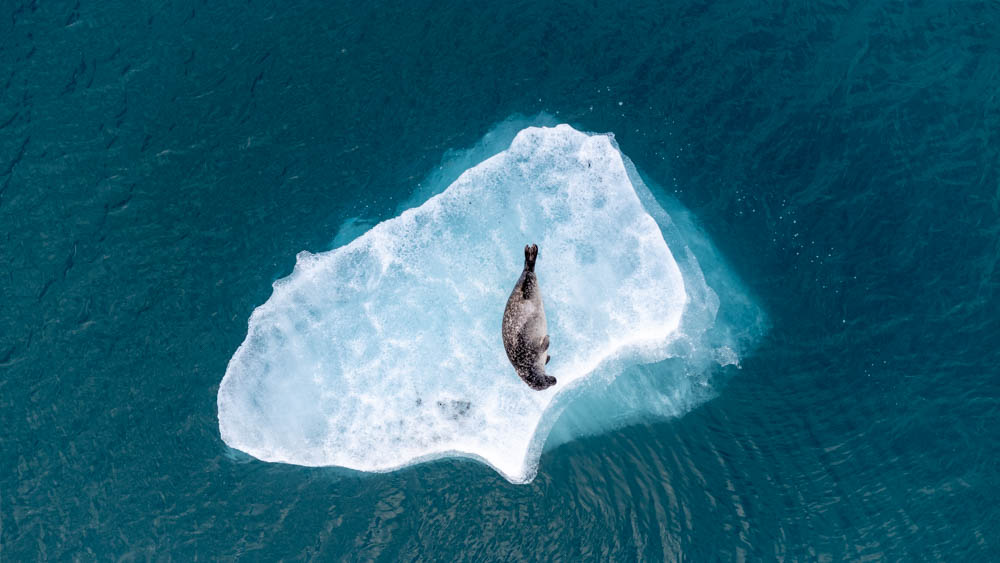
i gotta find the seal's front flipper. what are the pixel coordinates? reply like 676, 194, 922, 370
545, 355, 550, 365
539, 335, 549, 351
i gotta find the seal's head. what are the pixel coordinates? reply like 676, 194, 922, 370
519, 365, 556, 391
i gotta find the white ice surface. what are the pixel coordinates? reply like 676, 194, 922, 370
218, 125, 695, 482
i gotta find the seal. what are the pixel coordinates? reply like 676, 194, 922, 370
502, 244, 556, 391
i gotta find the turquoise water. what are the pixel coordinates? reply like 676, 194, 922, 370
2, 1, 998, 560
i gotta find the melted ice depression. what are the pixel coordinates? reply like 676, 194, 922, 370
218, 125, 703, 482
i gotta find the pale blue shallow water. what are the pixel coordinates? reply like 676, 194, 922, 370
2, 1, 998, 560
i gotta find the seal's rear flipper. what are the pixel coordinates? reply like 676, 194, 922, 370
523, 244, 538, 272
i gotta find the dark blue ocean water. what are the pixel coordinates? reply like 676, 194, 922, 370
2, 0, 998, 560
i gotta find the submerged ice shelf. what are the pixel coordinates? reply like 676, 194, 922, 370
218, 124, 757, 483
